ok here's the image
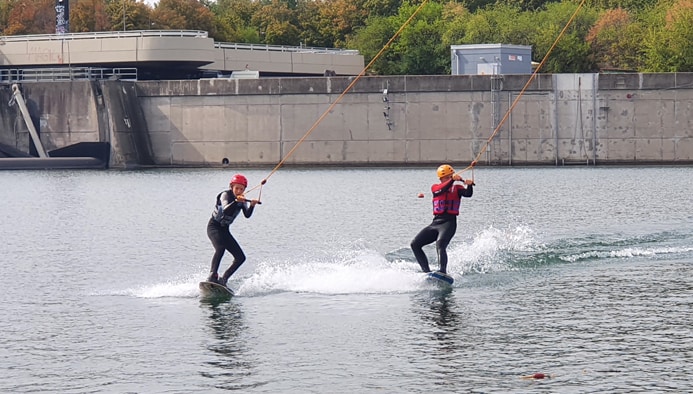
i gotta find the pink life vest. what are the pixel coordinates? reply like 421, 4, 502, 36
431, 181, 464, 215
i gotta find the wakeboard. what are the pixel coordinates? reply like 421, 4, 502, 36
199, 281, 234, 299
426, 271, 454, 287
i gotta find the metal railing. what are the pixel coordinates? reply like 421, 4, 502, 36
0, 30, 209, 42
215, 41, 359, 55
0, 30, 359, 55
0, 67, 138, 82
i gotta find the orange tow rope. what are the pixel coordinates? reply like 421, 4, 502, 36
244, 0, 433, 200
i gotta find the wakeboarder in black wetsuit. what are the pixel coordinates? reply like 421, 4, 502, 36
207, 173, 258, 286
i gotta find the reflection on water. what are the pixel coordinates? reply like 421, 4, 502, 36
411, 292, 467, 386
199, 300, 268, 390
418, 292, 461, 335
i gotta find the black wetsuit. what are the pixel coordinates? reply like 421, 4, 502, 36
207, 190, 255, 282
411, 181, 472, 274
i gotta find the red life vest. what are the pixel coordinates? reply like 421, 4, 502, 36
431, 181, 463, 215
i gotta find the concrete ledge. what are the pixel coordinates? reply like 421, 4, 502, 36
0, 157, 105, 169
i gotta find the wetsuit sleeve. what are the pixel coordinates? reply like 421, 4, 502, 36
219, 191, 234, 210
431, 179, 455, 196
242, 203, 255, 218
458, 184, 473, 198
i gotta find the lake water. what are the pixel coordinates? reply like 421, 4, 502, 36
1, 166, 691, 393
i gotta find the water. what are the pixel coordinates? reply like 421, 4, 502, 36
1, 166, 691, 393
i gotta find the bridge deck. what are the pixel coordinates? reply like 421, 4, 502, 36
0, 30, 364, 79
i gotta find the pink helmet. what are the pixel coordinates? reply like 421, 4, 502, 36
230, 174, 248, 187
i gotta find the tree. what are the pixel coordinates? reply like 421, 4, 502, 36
586, 8, 644, 71
105, 0, 153, 31
0, 0, 16, 34
4, 0, 55, 35
349, 1, 447, 75
393, 2, 448, 74
211, 0, 262, 43
295, 0, 324, 46
150, 0, 215, 34
440, 2, 470, 47
71, 0, 112, 32
362, 0, 402, 17
531, 1, 599, 72
296, 0, 371, 48
348, 14, 399, 74
251, 0, 300, 45
461, 3, 531, 45
642, 0, 693, 71
588, 0, 659, 11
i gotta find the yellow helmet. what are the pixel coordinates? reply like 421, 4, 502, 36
437, 164, 454, 178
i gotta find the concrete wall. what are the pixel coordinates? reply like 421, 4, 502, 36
0, 82, 101, 154
135, 73, 693, 166
1, 73, 692, 167
0, 81, 152, 168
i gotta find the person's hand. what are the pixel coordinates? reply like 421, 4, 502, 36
249, 199, 260, 206
235, 194, 247, 203
464, 179, 475, 186
452, 174, 462, 181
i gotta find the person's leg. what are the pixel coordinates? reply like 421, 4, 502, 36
206, 221, 226, 282
411, 226, 438, 273
435, 221, 457, 274
220, 234, 246, 285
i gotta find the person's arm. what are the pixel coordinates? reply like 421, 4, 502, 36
220, 191, 235, 213
241, 202, 255, 218
459, 183, 473, 198
221, 191, 249, 216
451, 174, 473, 197
431, 178, 455, 196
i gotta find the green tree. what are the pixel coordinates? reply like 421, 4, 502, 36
588, 0, 659, 11
295, 0, 324, 46
105, 0, 152, 31
393, 2, 447, 74
464, 0, 499, 13
531, 1, 599, 72
350, 1, 447, 75
251, 0, 300, 45
641, 0, 693, 71
348, 14, 399, 74
362, 0, 403, 17
461, 3, 532, 45
440, 2, 471, 49
211, 0, 262, 43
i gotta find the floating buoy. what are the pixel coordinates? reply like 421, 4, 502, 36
417, 193, 425, 198
521, 373, 550, 380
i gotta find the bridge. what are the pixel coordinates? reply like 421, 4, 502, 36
0, 30, 365, 81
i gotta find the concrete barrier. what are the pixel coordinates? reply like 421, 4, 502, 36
136, 73, 693, 166
1, 73, 692, 168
